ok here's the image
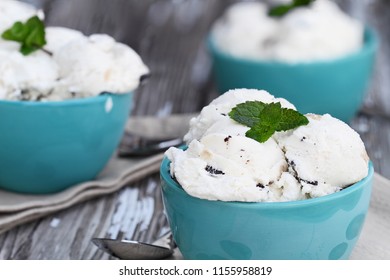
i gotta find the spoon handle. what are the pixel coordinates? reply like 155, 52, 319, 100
117, 113, 196, 157
118, 133, 184, 157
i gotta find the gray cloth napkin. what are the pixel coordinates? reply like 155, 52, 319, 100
0, 114, 195, 234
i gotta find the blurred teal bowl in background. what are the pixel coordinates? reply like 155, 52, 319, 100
208, 27, 378, 122
0, 92, 132, 194
160, 156, 373, 260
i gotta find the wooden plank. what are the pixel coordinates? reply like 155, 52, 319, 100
351, 113, 390, 178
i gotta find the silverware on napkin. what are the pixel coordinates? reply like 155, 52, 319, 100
118, 113, 197, 157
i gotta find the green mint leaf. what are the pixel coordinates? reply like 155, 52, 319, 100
246, 123, 276, 143
268, 0, 315, 17
229, 101, 309, 143
268, 5, 292, 17
259, 102, 282, 124
2, 22, 28, 41
1, 16, 46, 55
277, 107, 309, 131
228, 101, 267, 127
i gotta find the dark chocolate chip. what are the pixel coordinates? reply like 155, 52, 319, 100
256, 183, 265, 189
205, 165, 225, 175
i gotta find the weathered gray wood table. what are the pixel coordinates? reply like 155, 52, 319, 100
0, 0, 389, 259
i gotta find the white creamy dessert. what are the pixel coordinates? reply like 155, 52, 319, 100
211, 0, 363, 63
0, 0, 149, 101
52, 34, 149, 99
0, 0, 42, 34
184, 89, 296, 143
275, 113, 369, 197
45, 26, 85, 54
0, 49, 58, 100
166, 89, 369, 202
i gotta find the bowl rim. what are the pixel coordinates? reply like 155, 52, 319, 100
160, 155, 374, 209
0, 91, 132, 107
207, 26, 378, 67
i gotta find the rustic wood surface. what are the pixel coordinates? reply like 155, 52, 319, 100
0, 0, 389, 259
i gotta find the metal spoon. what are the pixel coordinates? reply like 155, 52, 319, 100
92, 232, 175, 260
118, 133, 184, 157
117, 113, 196, 157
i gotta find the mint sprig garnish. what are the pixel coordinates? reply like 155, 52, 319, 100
229, 101, 309, 143
1, 16, 47, 55
268, 0, 315, 17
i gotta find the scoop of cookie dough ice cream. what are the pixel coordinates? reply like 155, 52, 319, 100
166, 132, 287, 202
0, 0, 41, 34
184, 88, 296, 143
274, 113, 369, 198
0, 49, 59, 100
210, 0, 363, 62
45, 26, 85, 54
53, 34, 149, 98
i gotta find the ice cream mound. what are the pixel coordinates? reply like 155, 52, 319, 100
165, 89, 369, 202
0, 0, 149, 101
210, 0, 363, 63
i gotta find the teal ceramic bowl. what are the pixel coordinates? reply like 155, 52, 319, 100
0, 92, 132, 194
208, 27, 378, 122
160, 156, 373, 260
